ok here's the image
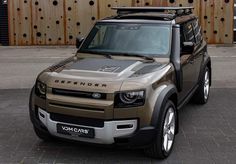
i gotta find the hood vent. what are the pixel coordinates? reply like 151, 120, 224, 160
48, 57, 75, 72
67, 58, 137, 73
97, 66, 121, 72
131, 63, 164, 77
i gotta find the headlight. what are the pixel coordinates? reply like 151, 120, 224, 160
35, 81, 46, 99
115, 90, 145, 108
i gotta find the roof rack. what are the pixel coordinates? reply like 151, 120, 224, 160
112, 7, 194, 16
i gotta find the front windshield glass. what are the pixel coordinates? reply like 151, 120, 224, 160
79, 23, 172, 57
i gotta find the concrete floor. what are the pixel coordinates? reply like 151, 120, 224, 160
0, 46, 236, 163
0, 46, 76, 89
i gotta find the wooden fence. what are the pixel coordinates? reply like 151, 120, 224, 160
8, 0, 234, 45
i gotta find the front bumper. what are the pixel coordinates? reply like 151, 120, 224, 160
30, 106, 156, 148
38, 108, 138, 144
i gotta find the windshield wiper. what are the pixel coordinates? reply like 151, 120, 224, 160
79, 51, 155, 62
79, 50, 112, 59
115, 53, 155, 62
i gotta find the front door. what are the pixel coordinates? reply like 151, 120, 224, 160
179, 21, 198, 102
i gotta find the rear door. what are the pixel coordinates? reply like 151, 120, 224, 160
179, 19, 206, 102
192, 19, 205, 85
179, 21, 196, 102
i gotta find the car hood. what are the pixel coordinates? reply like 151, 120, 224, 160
40, 57, 168, 93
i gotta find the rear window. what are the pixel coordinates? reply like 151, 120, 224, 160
192, 19, 203, 44
183, 22, 195, 43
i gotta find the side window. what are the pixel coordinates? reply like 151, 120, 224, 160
192, 19, 203, 44
183, 22, 195, 43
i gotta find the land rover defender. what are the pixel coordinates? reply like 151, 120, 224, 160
29, 7, 211, 159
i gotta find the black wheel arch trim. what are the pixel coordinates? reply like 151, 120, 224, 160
198, 53, 212, 86
150, 84, 179, 133
29, 86, 35, 124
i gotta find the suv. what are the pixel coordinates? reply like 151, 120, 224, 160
29, 7, 211, 159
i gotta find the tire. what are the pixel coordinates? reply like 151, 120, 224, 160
144, 100, 176, 159
193, 67, 210, 104
34, 125, 53, 142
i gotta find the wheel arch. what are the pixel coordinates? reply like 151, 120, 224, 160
199, 53, 212, 86
206, 59, 212, 86
150, 84, 179, 134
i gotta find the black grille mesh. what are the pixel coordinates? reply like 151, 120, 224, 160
50, 113, 105, 127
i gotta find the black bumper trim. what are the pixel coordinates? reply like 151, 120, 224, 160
114, 126, 156, 148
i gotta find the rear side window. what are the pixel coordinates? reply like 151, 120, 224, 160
183, 22, 195, 43
192, 19, 203, 44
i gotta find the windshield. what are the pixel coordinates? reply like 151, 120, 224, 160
79, 23, 172, 57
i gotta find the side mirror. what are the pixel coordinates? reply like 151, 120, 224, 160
76, 37, 84, 49
182, 42, 194, 54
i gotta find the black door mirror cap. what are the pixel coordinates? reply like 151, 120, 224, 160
76, 37, 85, 49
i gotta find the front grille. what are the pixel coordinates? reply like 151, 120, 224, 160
49, 103, 104, 112
52, 88, 107, 100
50, 113, 105, 127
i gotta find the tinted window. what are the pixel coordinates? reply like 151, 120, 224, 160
192, 19, 202, 44
183, 22, 195, 43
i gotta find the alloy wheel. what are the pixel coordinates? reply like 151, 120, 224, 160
162, 107, 175, 153
204, 70, 210, 100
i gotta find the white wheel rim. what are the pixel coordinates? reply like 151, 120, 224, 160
162, 107, 175, 153
204, 70, 210, 100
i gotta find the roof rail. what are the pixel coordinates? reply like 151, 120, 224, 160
112, 7, 194, 16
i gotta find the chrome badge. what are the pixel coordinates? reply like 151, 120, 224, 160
92, 93, 102, 99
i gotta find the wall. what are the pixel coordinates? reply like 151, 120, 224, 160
8, 0, 234, 45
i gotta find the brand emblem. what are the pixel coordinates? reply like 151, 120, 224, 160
55, 80, 107, 88
92, 93, 102, 99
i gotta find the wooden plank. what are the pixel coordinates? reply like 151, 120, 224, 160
98, 0, 133, 19
117, 0, 133, 7
78, 0, 98, 37
8, 0, 234, 45
8, 0, 15, 45
8, 0, 32, 45
200, 0, 233, 44
64, 0, 98, 44
219, 0, 233, 44
177, 0, 200, 17
64, 0, 80, 45
31, 0, 65, 45
133, 0, 154, 7
152, 0, 200, 17
98, 0, 119, 19
31, 0, 46, 45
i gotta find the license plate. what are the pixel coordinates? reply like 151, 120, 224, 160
57, 123, 95, 138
